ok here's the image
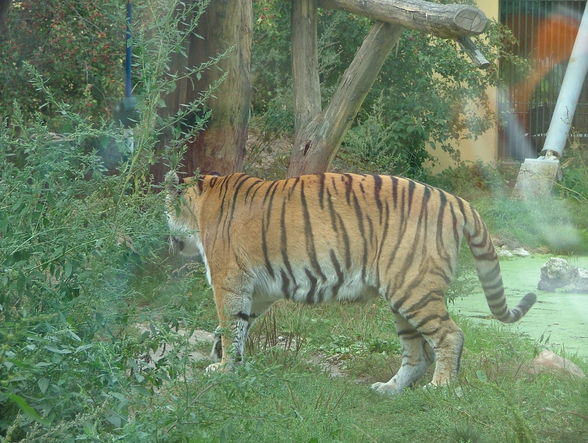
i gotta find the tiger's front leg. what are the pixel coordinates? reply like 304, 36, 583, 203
209, 298, 275, 366
204, 281, 253, 373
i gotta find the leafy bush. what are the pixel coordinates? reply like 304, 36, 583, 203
0, 1, 125, 120
252, 1, 521, 176
0, 1, 213, 438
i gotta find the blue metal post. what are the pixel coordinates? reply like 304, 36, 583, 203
125, 1, 133, 98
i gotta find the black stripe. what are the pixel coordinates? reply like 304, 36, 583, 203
331, 176, 339, 194
336, 213, 352, 269
449, 202, 460, 245
386, 183, 409, 273
391, 176, 399, 210
280, 199, 297, 286
216, 175, 234, 226
407, 180, 416, 214
243, 178, 264, 204
225, 174, 252, 232
403, 290, 443, 316
262, 180, 280, 206
330, 249, 344, 300
351, 191, 369, 281
373, 200, 390, 289
326, 188, 339, 233
305, 268, 318, 304
261, 216, 274, 279
373, 175, 383, 224
415, 313, 450, 331
288, 177, 301, 199
457, 197, 468, 228
300, 181, 326, 281
235, 312, 250, 321
318, 173, 326, 210
343, 174, 353, 205
280, 269, 291, 299
263, 181, 281, 228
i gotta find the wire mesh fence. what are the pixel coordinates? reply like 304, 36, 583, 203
499, 0, 588, 160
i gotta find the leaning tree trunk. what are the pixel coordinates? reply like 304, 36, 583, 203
287, 0, 488, 177
159, 0, 252, 178
288, 21, 403, 176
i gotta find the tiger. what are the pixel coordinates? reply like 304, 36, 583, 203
165, 171, 536, 395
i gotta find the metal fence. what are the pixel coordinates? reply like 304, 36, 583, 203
499, 0, 588, 160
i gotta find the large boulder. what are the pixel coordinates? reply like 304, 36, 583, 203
538, 258, 588, 293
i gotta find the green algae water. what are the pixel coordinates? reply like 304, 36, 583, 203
452, 255, 588, 359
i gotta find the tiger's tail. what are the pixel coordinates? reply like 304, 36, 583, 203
463, 203, 536, 323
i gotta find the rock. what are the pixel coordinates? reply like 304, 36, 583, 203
497, 247, 514, 258
525, 350, 586, 378
538, 257, 588, 293
512, 247, 530, 257
538, 258, 576, 291
575, 267, 588, 293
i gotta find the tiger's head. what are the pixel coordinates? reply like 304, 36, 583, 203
164, 171, 203, 258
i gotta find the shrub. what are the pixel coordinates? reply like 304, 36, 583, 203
252, 1, 521, 176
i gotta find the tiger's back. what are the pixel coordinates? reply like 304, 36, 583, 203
167, 172, 536, 393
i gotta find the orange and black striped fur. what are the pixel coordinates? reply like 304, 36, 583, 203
166, 172, 536, 394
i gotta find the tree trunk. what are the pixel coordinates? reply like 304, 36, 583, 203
288, 22, 403, 177
184, 1, 252, 176
0, 0, 10, 32
291, 0, 321, 135
158, 0, 252, 179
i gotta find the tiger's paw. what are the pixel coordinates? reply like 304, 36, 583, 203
370, 381, 403, 396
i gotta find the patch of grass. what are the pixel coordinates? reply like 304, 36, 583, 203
107, 289, 588, 442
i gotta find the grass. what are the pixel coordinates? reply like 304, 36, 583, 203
73, 267, 586, 443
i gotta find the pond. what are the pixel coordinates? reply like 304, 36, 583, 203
451, 255, 588, 359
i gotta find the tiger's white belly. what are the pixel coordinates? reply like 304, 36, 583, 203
253, 267, 379, 305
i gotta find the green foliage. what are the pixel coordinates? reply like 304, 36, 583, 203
252, 1, 518, 176
0, 1, 125, 120
0, 1, 213, 439
1, 1, 587, 440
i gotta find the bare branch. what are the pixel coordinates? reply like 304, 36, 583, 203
318, 0, 487, 39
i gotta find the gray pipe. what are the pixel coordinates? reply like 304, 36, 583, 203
541, 4, 588, 157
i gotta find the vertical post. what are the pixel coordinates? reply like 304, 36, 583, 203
541, 4, 588, 157
125, 1, 133, 98
291, 0, 321, 136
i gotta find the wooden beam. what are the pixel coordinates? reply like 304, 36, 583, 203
318, 0, 487, 39
288, 22, 403, 177
291, 0, 321, 135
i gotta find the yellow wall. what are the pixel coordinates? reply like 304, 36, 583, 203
427, 0, 499, 172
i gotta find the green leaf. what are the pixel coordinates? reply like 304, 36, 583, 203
63, 261, 73, 278
38, 377, 50, 394
7, 393, 50, 426
44, 345, 72, 354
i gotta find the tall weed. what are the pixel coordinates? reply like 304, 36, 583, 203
0, 1, 213, 439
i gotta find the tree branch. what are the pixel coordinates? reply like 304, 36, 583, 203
288, 22, 403, 176
318, 0, 487, 39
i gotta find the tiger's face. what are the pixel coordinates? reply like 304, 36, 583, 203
165, 173, 203, 258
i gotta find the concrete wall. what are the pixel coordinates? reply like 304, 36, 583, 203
427, 0, 500, 172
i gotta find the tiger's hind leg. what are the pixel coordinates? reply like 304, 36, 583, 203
403, 297, 464, 388
371, 312, 435, 395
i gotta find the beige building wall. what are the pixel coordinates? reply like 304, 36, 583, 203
427, 0, 500, 172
